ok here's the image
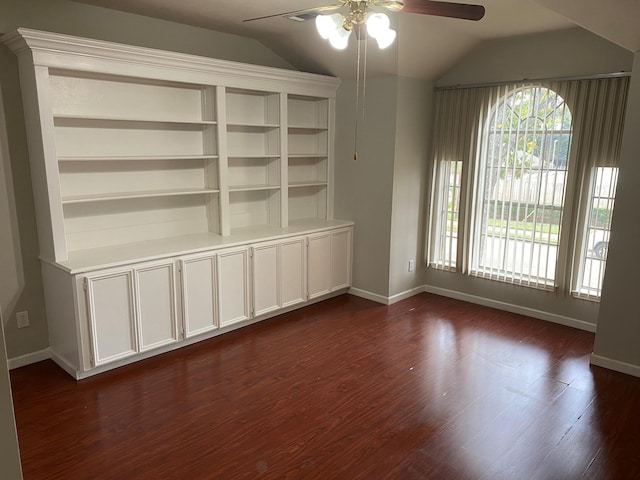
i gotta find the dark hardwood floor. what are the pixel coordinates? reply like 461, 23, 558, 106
10, 293, 640, 479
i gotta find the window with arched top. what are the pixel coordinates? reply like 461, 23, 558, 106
469, 86, 572, 288
429, 76, 629, 299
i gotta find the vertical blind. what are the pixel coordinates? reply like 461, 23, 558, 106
569, 76, 630, 298
429, 74, 630, 294
429, 87, 483, 270
470, 82, 572, 288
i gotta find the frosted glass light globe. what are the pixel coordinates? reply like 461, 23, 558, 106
376, 28, 396, 49
316, 13, 343, 39
329, 27, 351, 50
366, 13, 390, 39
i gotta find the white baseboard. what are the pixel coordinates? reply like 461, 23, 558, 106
7, 348, 51, 370
349, 285, 426, 305
423, 285, 597, 333
388, 286, 427, 305
348, 287, 389, 304
50, 351, 81, 379
590, 353, 640, 378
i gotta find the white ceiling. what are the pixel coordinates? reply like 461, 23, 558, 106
69, 0, 579, 79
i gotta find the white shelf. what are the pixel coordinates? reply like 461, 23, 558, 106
288, 154, 327, 159
289, 181, 328, 188
58, 155, 218, 162
229, 185, 280, 192
53, 114, 217, 126
227, 123, 280, 129
288, 125, 328, 131
228, 155, 280, 159
61, 188, 220, 204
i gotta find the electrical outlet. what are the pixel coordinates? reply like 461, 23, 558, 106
408, 259, 416, 272
16, 311, 29, 328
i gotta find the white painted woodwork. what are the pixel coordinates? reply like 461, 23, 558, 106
229, 189, 281, 231
280, 236, 307, 307
288, 95, 329, 128
181, 255, 218, 337
307, 232, 332, 299
331, 228, 353, 290
217, 247, 251, 326
2, 29, 353, 379
307, 228, 352, 299
251, 242, 281, 316
4, 29, 339, 264
86, 270, 137, 366
135, 262, 178, 351
40, 262, 81, 370
45, 224, 351, 377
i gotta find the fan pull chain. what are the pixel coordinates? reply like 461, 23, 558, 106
354, 28, 362, 161
353, 28, 369, 161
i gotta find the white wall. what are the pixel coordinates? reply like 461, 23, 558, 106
334, 77, 398, 298
593, 52, 640, 373
424, 28, 633, 328
437, 28, 632, 87
334, 75, 434, 301
388, 77, 433, 297
0, 0, 293, 359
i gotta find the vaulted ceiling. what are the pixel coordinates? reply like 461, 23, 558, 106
69, 0, 638, 80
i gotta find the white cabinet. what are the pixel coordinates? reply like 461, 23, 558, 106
330, 228, 353, 290
280, 236, 307, 307
61, 224, 352, 377
180, 254, 218, 338
307, 232, 332, 299
85, 260, 178, 366
251, 242, 281, 316
135, 262, 179, 351
217, 247, 251, 327
308, 227, 353, 299
85, 270, 137, 366
251, 235, 308, 315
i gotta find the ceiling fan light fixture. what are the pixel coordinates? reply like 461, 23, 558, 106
366, 12, 390, 39
375, 27, 396, 49
315, 13, 343, 39
328, 26, 352, 50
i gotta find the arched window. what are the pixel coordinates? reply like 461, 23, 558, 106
470, 86, 572, 288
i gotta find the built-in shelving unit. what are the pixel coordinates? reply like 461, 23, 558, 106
287, 95, 330, 222
0, 27, 341, 263
44, 65, 222, 254
4, 28, 350, 379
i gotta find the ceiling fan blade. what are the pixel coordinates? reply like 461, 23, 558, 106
243, 4, 343, 23
401, 0, 485, 21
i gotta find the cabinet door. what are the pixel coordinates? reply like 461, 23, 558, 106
281, 236, 306, 307
217, 248, 251, 327
181, 255, 217, 338
252, 243, 281, 316
330, 228, 353, 290
135, 262, 178, 351
307, 232, 331, 299
86, 270, 137, 366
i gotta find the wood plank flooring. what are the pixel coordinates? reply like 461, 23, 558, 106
10, 293, 640, 479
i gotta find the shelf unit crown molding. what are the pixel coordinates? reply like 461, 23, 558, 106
2, 28, 341, 97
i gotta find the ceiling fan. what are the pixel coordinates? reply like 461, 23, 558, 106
244, 1, 485, 49
244, 1, 485, 161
